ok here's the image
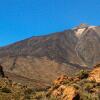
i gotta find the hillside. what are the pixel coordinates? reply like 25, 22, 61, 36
0, 24, 99, 87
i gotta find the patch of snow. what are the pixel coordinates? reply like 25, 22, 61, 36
74, 26, 96, 38
88, 26, 96, 29
75, 28, 86, 38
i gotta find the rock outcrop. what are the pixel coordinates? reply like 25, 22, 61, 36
88, 64, 100, 83
47, 64, 100, 100
51, 85, 79, 100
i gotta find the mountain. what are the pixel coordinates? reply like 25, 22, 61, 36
0, 24, 99, 88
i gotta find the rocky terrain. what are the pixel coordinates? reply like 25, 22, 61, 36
45, 64, 100, 100
0, 64, 99, 100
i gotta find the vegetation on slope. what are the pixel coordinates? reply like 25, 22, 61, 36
0, 64, 99, 100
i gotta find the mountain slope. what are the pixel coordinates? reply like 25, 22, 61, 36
0, 24, 99, 87
75, 26, 100, 66
0, 30, 79, 63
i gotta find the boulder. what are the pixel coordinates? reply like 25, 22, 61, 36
62, 86, 79, 100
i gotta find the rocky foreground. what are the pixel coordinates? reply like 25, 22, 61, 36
46, 65, 100, 100
0, 64, 99, 100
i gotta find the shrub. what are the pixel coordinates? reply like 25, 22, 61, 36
77, 70, 89, 79
84, 83, 94, 92
49, 95, 58, 100
24, 88, 33, 95
80, 92, 100, 100
72, 83, 80, 89
32, 92, 46, 99
24, 88, 34, 99
1, 87, 11, 93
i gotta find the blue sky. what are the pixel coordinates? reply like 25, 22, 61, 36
0, 0, 100, 46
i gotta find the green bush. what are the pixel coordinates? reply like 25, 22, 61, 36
77, 70, 89, 79
84, 83, 94, 92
